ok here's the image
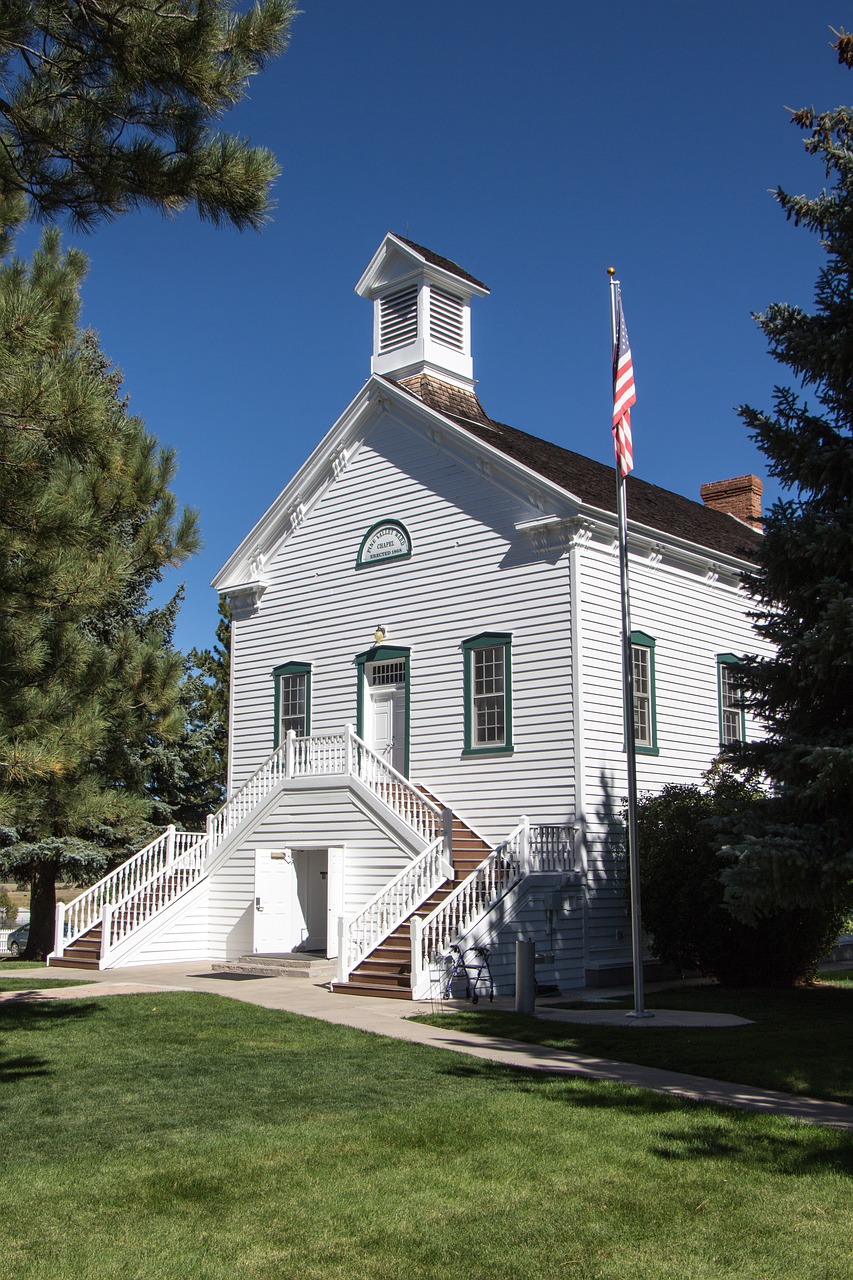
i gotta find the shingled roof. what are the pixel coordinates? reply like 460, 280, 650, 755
393, 235, 490, 293
394, 374, 760, 563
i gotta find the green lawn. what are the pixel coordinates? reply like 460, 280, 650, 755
1, 991, 851, 1280
417, 977, 853, 1106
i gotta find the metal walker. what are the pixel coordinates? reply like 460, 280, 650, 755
443, 944, 494, 1003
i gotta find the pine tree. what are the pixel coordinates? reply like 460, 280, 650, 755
0, 230, 199, 958
722, 33, 853, 927
0, 0, 295, 231
188, 594, 231, 785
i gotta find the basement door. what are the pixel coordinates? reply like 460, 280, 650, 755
253, 847, 344, 957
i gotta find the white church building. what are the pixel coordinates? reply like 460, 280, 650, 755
50, 234, 768, 997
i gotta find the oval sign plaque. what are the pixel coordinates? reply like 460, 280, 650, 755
357, 520, 412, 567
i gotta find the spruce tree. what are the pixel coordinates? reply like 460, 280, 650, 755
0, 0, 295, 230
722, 34, 853, 927
0, 230, 199, 958
189, 594, 231, 785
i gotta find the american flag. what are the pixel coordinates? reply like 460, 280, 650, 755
612, 282, 636, 478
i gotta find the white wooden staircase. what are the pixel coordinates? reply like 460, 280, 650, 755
48, 726, 442, 971
48, 726, 576, 990
332, 808, 492, 998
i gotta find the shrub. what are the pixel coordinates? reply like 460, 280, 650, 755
636, 771, 843, 987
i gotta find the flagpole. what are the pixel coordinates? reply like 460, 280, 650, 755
608, 268, 651, 1020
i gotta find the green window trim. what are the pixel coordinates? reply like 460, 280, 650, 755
630, 630, 659, 756
356, 519, 412, 569
462, 632, 514, 756
272, 661, 312, 748
355, 644, 411, 777
717, 653, 746, 746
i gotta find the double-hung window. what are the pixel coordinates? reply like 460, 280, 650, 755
272, 661, 311, 747
463, 633, 513, 754
717, 654, 745, 745
630, 631, 658, 754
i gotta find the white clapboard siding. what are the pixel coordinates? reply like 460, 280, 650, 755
104, 882, 211, 968
228, 410, 577, 846
574, 534, 771, 969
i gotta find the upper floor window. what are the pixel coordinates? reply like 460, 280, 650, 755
630, 631, 658, 754
717, 654, 745, 744
272, 661, 311, 747
462, 633, 513, 755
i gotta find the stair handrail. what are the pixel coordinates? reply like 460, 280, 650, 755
206, 738, 290, 846
337, 835, 452, 983
102, 834, 211, 961
208, 727, 442, 848
410, 821, 577, 996
344, 725, 442, 844
54, 825, 205, 956
53, 726, 446, 964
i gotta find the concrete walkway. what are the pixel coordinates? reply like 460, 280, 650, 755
5, 961, 853, 1132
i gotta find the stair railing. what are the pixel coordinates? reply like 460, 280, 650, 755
53, 725, 444, 964
208, 726, 440, 848
343, 725, 442, 844
337, 835, 453, 983
53, 825, 204, 958
101, 835, 211, 963
410, 820, 576, 997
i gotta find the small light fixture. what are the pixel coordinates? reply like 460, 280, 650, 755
373, 623, 387, 645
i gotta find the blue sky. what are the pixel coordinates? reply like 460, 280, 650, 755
19, 2, 851, 652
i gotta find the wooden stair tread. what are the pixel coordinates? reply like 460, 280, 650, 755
333, 981, 413, 1000
344, 792, 495, 999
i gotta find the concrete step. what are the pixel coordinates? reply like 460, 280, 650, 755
211, 952, 337, 980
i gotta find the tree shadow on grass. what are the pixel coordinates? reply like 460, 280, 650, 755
0, 997, 99, 1034
649, 1121, 853, 1176
0, 1000, 101, 1105
0, 1053, 52, 1084
434, 1061, 853, 1177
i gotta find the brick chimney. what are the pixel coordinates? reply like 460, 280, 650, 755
700, 474, 763, 531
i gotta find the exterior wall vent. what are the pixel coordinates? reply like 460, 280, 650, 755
429, 287, 464, 351
379, 284, 418, 352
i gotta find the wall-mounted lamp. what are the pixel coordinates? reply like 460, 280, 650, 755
373, 623, 387, 645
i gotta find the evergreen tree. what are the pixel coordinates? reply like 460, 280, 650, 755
722, 34, 853, 926
134, 591, 229, 832
0, 230, 199, 958
0, 0, 295, 230
188, 594, 231, 786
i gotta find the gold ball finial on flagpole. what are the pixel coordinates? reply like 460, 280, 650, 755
607, 266, 616, 277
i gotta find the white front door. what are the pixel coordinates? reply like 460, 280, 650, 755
254, 848, 330, 954
366, 659, 406, 773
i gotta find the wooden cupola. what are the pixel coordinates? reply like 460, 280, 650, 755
355, 233, 489, 391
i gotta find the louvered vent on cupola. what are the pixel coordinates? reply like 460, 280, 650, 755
429, 287, 464, 351
357, 233, 490, 390
379, 284, 419, 353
